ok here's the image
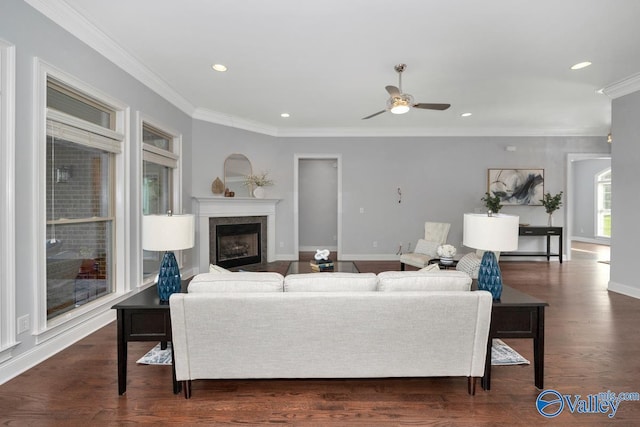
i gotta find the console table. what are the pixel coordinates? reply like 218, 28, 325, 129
479, 284, 548, 390
503, 226, 563, 263
112, 285, 182, 395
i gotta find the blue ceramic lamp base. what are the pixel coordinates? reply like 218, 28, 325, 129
477, 251, 503, 300
157, 251, 181, 303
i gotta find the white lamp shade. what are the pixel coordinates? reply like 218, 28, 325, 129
463, 213, 519, 252
142, 214, 195, 251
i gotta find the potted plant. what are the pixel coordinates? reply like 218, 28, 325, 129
481, 192, 502, 215
243, 171, 274, 198
540, 191, 563, 226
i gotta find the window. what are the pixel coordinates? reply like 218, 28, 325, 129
140, 119, 181, 284
35, 60, 128, 336
596, 168, 611, 238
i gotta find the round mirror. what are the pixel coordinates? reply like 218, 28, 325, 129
224, 154, 252, 197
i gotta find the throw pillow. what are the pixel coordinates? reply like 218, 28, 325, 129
419, 263, 440, 272
377, 270, 471, 291
414, 239, 439, 257
455, 252, 482, 279
209, 264, 230, 273
284, 272, 378, 292
189, 272, 284, 292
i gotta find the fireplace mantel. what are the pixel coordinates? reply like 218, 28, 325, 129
192, 197, 280, 273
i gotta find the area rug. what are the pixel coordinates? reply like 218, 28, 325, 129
491, 339, 530, 366
137, 339, 530, 366
136, 343, 172, 365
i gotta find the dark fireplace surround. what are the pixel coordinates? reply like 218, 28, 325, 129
209, 216, 267, 268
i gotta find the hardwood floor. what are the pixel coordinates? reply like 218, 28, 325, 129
2, 259, 639, 425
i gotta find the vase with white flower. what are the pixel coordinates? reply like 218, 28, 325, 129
243, 171, 274, 198
437, 244, 457, 264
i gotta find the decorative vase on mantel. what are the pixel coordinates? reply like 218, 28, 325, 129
253, 186, 265, 199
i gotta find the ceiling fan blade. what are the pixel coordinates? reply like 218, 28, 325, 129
362, 110, 387, 120
413, 103, 451, 111
385, 85, 401, 97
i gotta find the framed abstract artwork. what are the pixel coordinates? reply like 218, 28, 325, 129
487, 169, 544, 206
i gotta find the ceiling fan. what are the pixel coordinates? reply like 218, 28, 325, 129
362, 64, 451, 120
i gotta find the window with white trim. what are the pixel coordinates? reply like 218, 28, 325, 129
141, 121, 181, 283
596, 168, 611, 238
43, 71, 126, 323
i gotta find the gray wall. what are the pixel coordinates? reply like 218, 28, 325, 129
571, 158, 611, 241
192, 118, 611, 260
1, 0, 192, 375
610, 89, 640, 297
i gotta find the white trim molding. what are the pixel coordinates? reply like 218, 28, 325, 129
609, 280, 640, 300
0, 39, 18, 363
602, 72, 640, 99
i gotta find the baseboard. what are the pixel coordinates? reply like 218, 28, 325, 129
608, 280, 640, 300
0, 310, 115, 385
299, 246, 337, 252
340, 253, 400, 261
571, 236, 611, 246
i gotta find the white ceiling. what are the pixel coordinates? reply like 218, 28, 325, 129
31, 0, 640, 137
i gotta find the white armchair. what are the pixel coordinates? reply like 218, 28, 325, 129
400, 222, 451, 270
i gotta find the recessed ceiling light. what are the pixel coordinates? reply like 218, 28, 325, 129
280, 113, 290, 118
212, 64, 227, 72
570, 61, 592, 70
461, 112, 472, 117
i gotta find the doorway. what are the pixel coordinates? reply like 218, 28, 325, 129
293, 154, 342, 259
566, 153, 612, 262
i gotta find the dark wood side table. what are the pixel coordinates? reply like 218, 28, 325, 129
502, 226, 563, 263
427, 258, 459, 270
477, 283, 549, 390
111, 285, 181, 395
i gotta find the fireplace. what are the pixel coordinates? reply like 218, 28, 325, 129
209, 216, 267, 268
216, 223, 261, 268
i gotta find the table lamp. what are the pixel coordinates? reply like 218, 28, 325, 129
142, 211, 195, 302
463, 213, 519, 299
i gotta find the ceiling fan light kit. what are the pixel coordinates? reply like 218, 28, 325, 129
363, 63, 451, 120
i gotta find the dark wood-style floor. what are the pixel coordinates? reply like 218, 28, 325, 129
3, 252, 639, 425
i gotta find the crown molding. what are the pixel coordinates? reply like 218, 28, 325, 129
24, 0, 196, 116
192, 108, 279, 136
602, 72, 640, 99
273, 126, 608, 138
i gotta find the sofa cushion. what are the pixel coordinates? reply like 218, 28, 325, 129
284, 272, 378, 292
188, 272, 284, 292
377, 270, 471, 292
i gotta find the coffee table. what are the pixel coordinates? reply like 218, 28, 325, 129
286, 261, 359, 275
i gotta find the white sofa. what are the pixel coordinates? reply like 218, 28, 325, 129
169, 270, 492, 398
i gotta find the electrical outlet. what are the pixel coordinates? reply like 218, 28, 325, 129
17, 314, 29, 334
279, 241, 284, 248
359, 207, 365, 214
373, 241, 378, 248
